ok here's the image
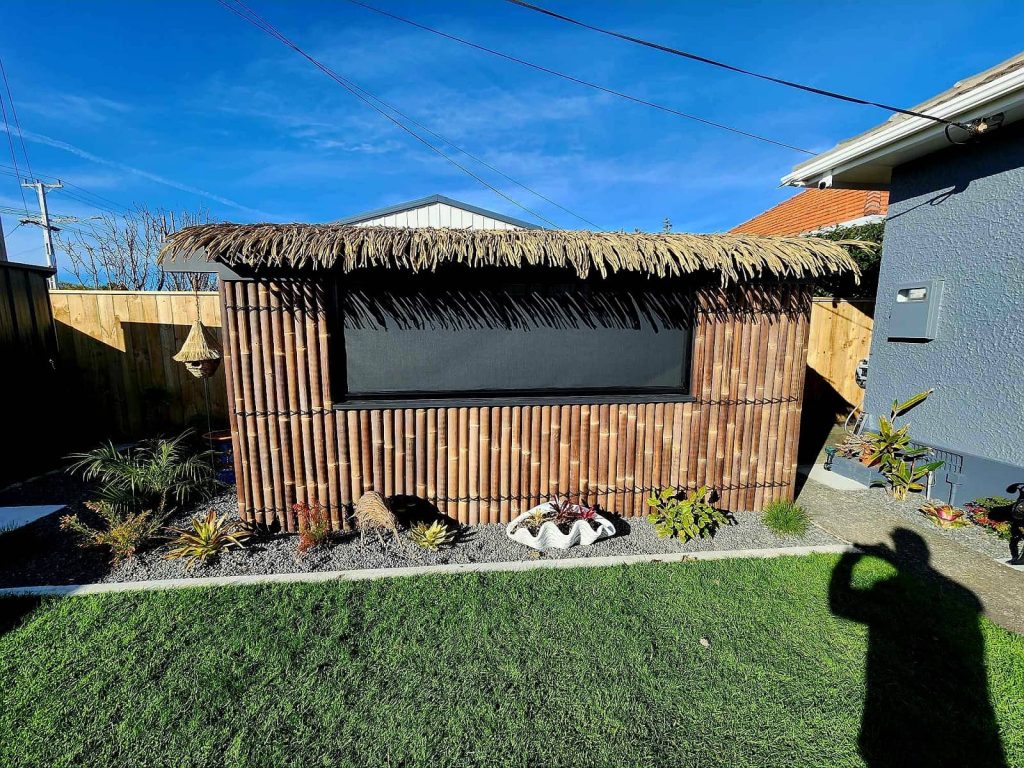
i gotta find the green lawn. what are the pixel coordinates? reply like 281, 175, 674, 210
1, 554, 1022, 767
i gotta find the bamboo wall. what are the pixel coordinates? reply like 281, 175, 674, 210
50, 290, 227, 439
220, 279, 813, 529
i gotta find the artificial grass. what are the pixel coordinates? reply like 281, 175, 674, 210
1, 554, 1022, 767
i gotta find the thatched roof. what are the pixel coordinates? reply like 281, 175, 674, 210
159, 224, 864, 284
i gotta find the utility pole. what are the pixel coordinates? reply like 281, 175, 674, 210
22, 179, 63, 288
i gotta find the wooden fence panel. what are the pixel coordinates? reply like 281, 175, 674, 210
50, 290, 226, 441
0, 263, 59, 485
806, 298, 874, 410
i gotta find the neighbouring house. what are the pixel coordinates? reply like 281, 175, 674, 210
782, 52, 1024, 504
161, 195, 859, 529
730, 188, 888, 236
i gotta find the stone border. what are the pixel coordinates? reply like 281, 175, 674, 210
0, 545, 859, 597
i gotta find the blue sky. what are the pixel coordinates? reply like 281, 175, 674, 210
2, 0, 1022, 272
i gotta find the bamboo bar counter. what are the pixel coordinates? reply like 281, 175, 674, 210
160, 224, 860, 530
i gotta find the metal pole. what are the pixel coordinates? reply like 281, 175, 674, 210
21, 179, 63, 289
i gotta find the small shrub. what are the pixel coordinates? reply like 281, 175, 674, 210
60, 501, 161, 563
762, 499, 810, 537
408, 521, 457, 551
295, 500, 332, 554
164, 509, 250, 568
646, 486, 731, 541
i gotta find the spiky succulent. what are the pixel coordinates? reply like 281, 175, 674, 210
164, 509, 250, 568
408, 521, 457, 551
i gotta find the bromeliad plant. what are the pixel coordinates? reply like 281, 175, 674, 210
964, 496, 1014, 539
646, 486, 731, 541
863, 390, 944, 500
164, 509, 250, 568
919, 501, 968, 529
68, 431, 217, 519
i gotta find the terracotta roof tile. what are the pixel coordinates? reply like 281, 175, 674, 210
730, 189, 888, 236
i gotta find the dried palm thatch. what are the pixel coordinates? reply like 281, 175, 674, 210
173, 319, 222, 379
159, 224, 866, 284
354, 491, 401, 546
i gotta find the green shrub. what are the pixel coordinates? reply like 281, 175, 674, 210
762, 499, 810, 537
68, 431, 216, 519
646, 486, 731, 541
60, 501, 162, 563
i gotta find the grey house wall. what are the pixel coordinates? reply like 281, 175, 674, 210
861, 120, 1024, 503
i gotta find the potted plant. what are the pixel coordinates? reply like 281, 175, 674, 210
506, 497, 615, 550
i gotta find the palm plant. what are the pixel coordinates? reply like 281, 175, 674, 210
68, 431, 216, 520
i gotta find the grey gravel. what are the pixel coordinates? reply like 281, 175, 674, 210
100, 489, 839, 584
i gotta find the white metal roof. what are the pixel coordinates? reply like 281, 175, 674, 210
334, 194, 542, 230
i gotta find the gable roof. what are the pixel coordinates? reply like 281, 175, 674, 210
334, 194, 542, 229
730, 189, 888, 236
782, 52, 1024, 189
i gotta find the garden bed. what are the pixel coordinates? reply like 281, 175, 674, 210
0, 475, 838, 588
798, 480, 1016, 566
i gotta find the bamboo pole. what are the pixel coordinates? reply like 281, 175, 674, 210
598, 404, 610, 510
314, 283, 340, 527
393, 409, 404, 497
253, 283, 282, 527
268, 284, 296, 520
236, 283, 264, 525
614, 405, 627, 514
303, 283, 329, 524
426, 408, 437, 502
221, 283, 249, 520
457, 407, 469, 523
557, 405, 570, 497
490, 407, 502, 522
568, 404, 581, 498
404, 409, 415, 500
478, 407, 490, 524
436, 408, 447, 514
500, 406, 512, 522
539, 406, 551, 504
383, 410, 395, 498
527, 406, 540, 511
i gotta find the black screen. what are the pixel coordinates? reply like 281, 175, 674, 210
338, 268, 692, 399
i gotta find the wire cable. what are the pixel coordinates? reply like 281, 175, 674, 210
217, 0, 567, 229
0, 81, 29, 209
345, 0, 813, 155
507, 0, 974, 132
0, 57, 33, 177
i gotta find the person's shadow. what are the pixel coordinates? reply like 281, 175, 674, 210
829, 528, 1007, 767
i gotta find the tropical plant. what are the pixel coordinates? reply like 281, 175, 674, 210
646, 486, 731, 541
919, 501, 968, 529
863, 390, 944, 500
964, 496, 1014, 539
762, 499, 810, 537
517, 496, 599, 534
59, 501, 162, 563
294, 500, 332, 554
164, 509, 250, 568
68, 431, 216, 519
408, 520, 457, 551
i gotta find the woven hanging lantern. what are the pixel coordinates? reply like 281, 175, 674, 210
173, 319, 222, 379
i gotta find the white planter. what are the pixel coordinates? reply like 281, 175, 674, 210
506, 503, 616, 550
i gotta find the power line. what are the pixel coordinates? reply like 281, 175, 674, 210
506, 0, 975, 132
0, 57, 33, 177
0, 163, 132, 215
345, 0, 813, 155
217, 0, 566, 229
0, 70, 28, 210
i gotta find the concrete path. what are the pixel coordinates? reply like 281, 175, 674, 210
798, 475, 1024, 634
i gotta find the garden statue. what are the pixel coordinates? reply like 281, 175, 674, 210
1008, 482, 1024, 565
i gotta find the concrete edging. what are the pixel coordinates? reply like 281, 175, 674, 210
0, 544, 860, 597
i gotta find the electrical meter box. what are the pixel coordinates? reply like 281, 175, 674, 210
888, 278, 943, 341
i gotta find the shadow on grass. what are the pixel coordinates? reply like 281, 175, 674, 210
830, 528, 1007, 767
0, 596, 43, 639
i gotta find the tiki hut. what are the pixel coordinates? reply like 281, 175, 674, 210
160, 223, 860, 531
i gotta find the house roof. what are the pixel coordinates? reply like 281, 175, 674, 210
782, 52, 1024, 189
160, 223, 863, 285
334, 194, 542, 229
730, 189, 888, 236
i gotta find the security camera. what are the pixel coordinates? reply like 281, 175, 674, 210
816, 174, 834, 190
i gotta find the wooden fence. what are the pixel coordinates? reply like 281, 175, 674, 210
0, 262, 59, 485
50, 290, 226, 441
806, 298, 874, 409
46, 291, 874, 457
